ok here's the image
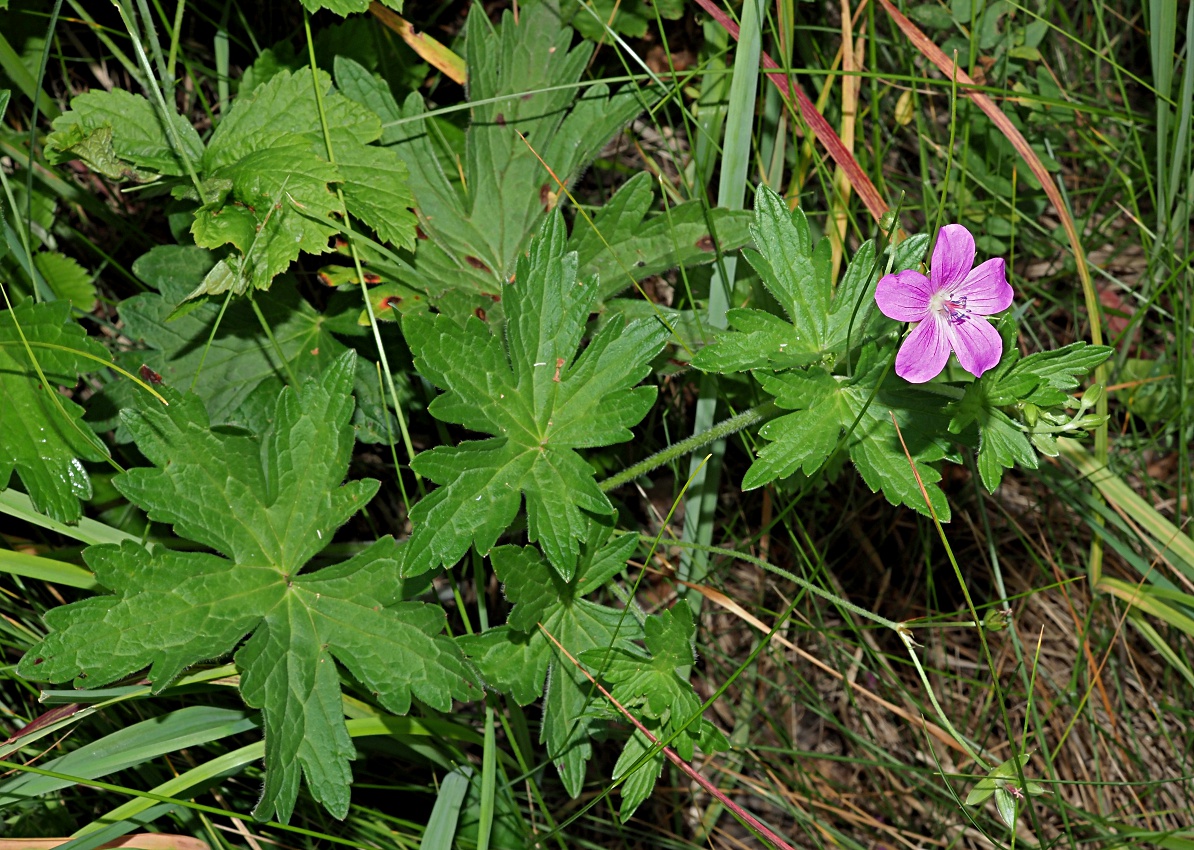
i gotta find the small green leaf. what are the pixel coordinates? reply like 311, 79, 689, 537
402, 212, 667, 579
562, 0, 683, 39
996, 342, 1113, 406
0, 301, 111, 524
578, 603, 728, 820
994, 786, 1018, 827
19, 353, 480, 823
299, 0, 371, 14
744, 402, 841, 490
977, 409, 1036, 491
965, 782, 996, 806
33, 251, 97, 307
965, 752, 1036, 809
691, 308, 822, 373
458, 527, 642, 796
609, 728, 665, 821
184, 68, 414, 296
743, 185, 830, 352
949, 381, 1038, 492
908, 3, 957, 29
191, 142, 341, 296
744, 360, 953, 518
581, 603, 698, 717
846, 377, 952, 520
336, 143, 417, 250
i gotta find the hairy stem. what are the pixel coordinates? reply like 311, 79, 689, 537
599, 401, 780, 493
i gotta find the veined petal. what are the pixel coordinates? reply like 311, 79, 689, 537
895, 316, 951, 383
875, 269, 933, 321
930, 224, 975, 290
945, 315, 1003, 377
953, 257, 1012, 315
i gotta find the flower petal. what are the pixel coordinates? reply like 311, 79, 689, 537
875, 269, 933, 321
930, 224, 975, 290
953, 257, 1012, 315
895, 316, 951, 383
945, 315, 1004, 378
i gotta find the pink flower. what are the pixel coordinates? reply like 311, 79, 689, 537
875, 224, 1013, 383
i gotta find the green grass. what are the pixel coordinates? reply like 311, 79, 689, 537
0, 0, 1192, 847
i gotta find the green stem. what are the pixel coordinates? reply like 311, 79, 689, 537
599, 402, 779, 493
247, 292, 301, 390
303, 12, 422, 502
112, 2, 207, 205
897, 630, 989, 769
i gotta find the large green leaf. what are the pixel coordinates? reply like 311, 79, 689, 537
402, 212, 667, 579
19, 354, 480, 823
0, 301, 111, 524
44, 88, 203, 180
49, 69, 417, 299
693, 187, 926, 373
334, 7, 737, 322
188, 68, 415, 296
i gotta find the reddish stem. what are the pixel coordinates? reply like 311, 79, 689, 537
692, 0, 892, 225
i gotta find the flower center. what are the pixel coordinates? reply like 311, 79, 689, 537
929, 290, 968, 324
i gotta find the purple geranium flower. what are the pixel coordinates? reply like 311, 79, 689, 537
875, 224, 1013, 383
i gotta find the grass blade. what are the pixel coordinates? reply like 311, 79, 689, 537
678, 0, 764, 595
693, 0, 891, 224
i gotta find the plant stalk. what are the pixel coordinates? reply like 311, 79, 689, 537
600, 402, 778, 493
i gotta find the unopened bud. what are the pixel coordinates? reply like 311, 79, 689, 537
983, 608, 1012, 632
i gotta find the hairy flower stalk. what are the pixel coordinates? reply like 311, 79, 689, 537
875, 224, 1013, 383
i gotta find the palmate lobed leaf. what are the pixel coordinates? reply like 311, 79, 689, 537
578, 602, 728, 820
695, 187, 972, 516
189, 68, 415, 297
948, 323, 1111, 491
402, 211, 668, 580
19, 352, 480, 823
0, 301, 111, 524
46, 70, 416, 299
747, 350, 954, 519
191, 143, 343, 296
693, 185, 928, 374
333, 8, 744, 323
995, 341, 1113, 406
458, 526, 643, 795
